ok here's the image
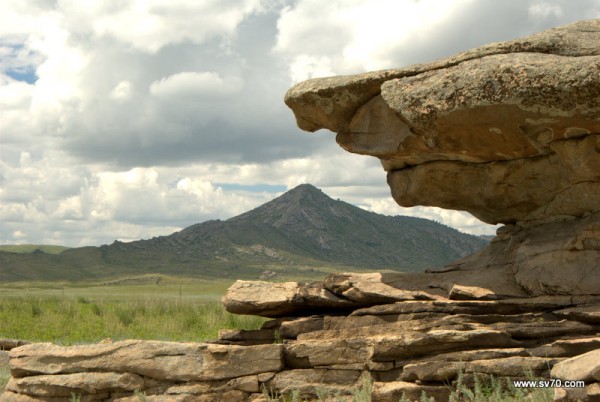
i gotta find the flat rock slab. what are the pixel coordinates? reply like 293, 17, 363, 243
551, 349, 600, 382
264, 368, 364, 396
528, 336, 600, 357
5, 372, 143, 397
554, 304, 600, 324
350, 296, 574, 316
222, 280, 359, 317
372, 381, 450, 402
0, 391, 110, 401
402, 356, 557, 382
9, 340, 283, 382
325, 270, 527, 301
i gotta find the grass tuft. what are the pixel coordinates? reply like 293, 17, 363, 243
0, 296, 266, 344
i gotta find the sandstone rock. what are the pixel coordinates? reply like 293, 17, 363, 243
551, 349, 600, 382
372, 381, 450, 402
323, 272, 441, 303
487, 318, 596, 340
286, 20, 600, 132
278, 316, 324, 339
401, 356, 557, 383
350, 296, 574, 316
448, 285, 500, 300
554, 383, 600, 402
200, 343, 283, 381
402, 347, 529, 366
371, 329, 519, 360
528, 336, 600, 357
112, 393, 247, 402
325, 270, 527, 302
0, 391, 109, 401
296, 315, 459, 341
285, 19, 600, 290
286, 20, 600, 226
442, 211, 600, 296
554, 304, 600, 324
264, 368, 363, 396
5, 372, 143, 397
218, 329, 274, 344
163, 375, 260, 394
322, 312, 444, 331
284, 338, 372, 368
9, 340, 283, 381
222, 280, 358, 317
467, 356, 557, 377
223, 271, 591, 319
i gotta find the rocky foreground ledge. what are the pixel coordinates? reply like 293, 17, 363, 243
1, 274, 600, 401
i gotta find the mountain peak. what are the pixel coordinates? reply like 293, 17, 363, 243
228, 183, 337, 225
272, 183, 328, 203
0, 183, 489, 281
221, 183, 486, 269
278, 183, 326, 199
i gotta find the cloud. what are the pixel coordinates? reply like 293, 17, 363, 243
0, 0, 596, 247
275, 0, 474, 80
149, 71, 244, 99
89, 0, 264, 53
274, 0, 600, 81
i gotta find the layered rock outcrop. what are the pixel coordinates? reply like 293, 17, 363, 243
285, 18, 600, 294
3, 279, 600, 401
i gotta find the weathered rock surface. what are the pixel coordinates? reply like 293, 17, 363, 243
286, 19, 600, 225
551, 349, 600, 382
285, 19, 600, 291
222, 280, 359, 317
9, 340, 282, 382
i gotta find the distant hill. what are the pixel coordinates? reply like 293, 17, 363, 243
0, 184, 488, 282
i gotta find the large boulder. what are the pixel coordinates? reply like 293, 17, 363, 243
285, 19, 600, 287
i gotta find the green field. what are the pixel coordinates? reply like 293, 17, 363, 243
0, 275, 265, 345
0, 244, 70, 254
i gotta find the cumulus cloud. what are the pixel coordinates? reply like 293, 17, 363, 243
90, 0, 264, 53
275, 0, 473, 80
149, 71, 244, 98
275, 0, 600, 81
0, 0, 596, 246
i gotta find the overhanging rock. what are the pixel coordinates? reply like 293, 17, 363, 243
285, 19, 600, 286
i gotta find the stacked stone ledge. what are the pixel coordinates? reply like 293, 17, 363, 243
2, 276, 600, 401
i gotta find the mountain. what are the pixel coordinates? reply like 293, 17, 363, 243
0, 184, 488, 282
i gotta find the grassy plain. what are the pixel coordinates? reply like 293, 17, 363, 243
0, 244, 70, 254
0, 275, 265, 344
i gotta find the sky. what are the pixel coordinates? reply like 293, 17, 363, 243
1, 0, 598, 247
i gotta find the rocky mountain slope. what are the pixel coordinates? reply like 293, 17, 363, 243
0, 184, 487, 282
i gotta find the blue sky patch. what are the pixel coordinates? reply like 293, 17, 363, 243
5, 68, 38, 84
